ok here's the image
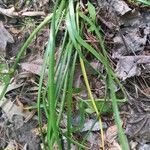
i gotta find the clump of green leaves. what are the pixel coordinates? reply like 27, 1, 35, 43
0, 0, 130, 149
137, 0, 150, 5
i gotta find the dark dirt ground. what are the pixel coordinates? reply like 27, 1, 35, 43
0, 0, 150, 149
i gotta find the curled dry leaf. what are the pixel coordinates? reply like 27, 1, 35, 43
113, 26, 149, 57
1, 99, 33, 122
20, 56, 46, 76
0, 6, 46, 17
38, 0, 49, 7
21, 11, 46, 17
105, 125, 122, 149
139, 144, 150, 150
4, 140, 19, 150
116, 56, 150, 80
0, 21, 14, 56
106, 125, 118, 144
120, 10, 142, 27
86, 132, 101, 149
21, 62, 43, 76
126, 113, 150, 143
130, 140, 138, 150
97, 0, 131, 16
108, 141, 121, 150
112, 9, 150, 57
108, 0, 131, 16
22, 144, 28, 150
81, 119, 107, 132
0, 7, 18, 17
97, 0, 131, 30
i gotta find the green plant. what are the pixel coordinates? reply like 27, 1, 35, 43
136, 0, 150, 5
0, 0, 130, 149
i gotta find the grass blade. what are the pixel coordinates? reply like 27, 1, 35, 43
47, 0, 62, 149
67, 51, 77, 149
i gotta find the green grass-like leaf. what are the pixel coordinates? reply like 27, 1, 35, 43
136, 0, 150, 5
0, 0, 131, 149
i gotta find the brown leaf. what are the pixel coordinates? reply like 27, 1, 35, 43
106, 125, 118, 144
113, 27, 149, 57
97, 0, 131, 30
21, 11, 46, 17
0, 7, 18, 17
0, 21, 14, 56
116, 56, 150, 80
20, 62, 43, 76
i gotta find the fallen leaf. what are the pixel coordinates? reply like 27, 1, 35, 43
97, 0, 131, 30
22, 144, 27, 150
116, 56, 150, 80
21, 11, 46, 17
120, 10, 142, 27
81, 119, 107, 132
130, 140, 138, 150
21, 63, 43, 75
0, 7, 18, 17
139, 144, 150, 150
0, 21, 14, 56
86, 132, 101, 149
106, 125, 118, 144
20, 57, 46, 76
108, 141, 121, 150
97, 0, 131, 16
2, 100, 27, 121
113, 27, 149, 57
0, 7, 46, 17
4, 140, 19, 150
38, 0, 49, 7
126, 113, 150, 143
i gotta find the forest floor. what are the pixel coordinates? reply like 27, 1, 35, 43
0, 0, 150, 149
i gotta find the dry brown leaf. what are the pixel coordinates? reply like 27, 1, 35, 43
38, 0, 49, 7
116, 56, 150, 80
139, 144, 150, 150
81, 119, 100, 132
126, 113, 150, 143
4, 140, 19, 150
0, 7, 18, 17
86, 132, 101, 149
20, 61, 44, 76
130, 140, 138, 150
22, 144, 28, 150
0, 7, 46, 17
97, 0, 131, 16
106, 125, 118, 144
97, 0, 131, 30
108, 141, 121, 150
112, 26, 149, 57
0, 21, 14, 56
21, 11, 46, 17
